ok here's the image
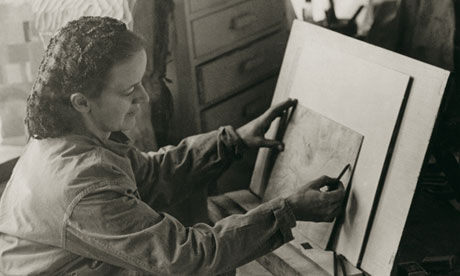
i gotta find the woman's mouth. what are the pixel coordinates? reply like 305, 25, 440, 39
127, 109, 139, 117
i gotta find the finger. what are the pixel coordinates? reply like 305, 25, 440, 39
334, 204, 346, 217
323, 204, 341, 222
330, 200, 343, 211
326, 182, 346, 202
326, 180, 340, 191
309, 175, 335, 189
257, 139, 284, 151
328, 205, 343, 220
326, 178, 345, 191
263, 98, 298, 121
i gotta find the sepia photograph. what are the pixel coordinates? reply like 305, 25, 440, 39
0, 0, 459, 275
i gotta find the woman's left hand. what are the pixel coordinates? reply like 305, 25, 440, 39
236, 98, 297, 150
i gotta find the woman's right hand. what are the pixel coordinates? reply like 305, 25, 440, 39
285, 176, 345, 222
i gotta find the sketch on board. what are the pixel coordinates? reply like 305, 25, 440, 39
263, 104, 363, 249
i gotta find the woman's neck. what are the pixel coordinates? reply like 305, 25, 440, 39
72, 119, 111, 141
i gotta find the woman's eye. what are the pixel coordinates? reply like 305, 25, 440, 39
125, 86, 135, 95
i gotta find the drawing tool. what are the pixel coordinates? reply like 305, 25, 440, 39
337, 164, 351, 181
327, 164, 351, 192
326, 163, 355, 249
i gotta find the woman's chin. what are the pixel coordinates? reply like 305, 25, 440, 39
120, 118, 137, 132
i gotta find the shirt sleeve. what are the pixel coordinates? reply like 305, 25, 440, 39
128, 126, 246, 207
64, 183, 296, 275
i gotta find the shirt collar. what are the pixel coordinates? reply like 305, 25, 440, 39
65, 131, 134, 156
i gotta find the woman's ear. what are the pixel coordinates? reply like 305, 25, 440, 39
70, 93, 90, 113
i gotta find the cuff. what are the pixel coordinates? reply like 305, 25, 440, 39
268, 198, 297, 244
219, 126, 248, 160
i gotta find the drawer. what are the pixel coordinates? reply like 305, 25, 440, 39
202, 77, 277, 132
189, 0, 240, 14
191, 0, 284, 58
197, 32, 285, 104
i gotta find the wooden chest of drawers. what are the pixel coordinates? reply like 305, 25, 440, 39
170, 0, 288, 196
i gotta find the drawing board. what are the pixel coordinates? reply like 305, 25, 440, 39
263, 104, 363, 249
251, 20, 411, 271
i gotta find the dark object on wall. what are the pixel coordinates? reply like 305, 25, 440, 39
422, 255, 457, 272
397, 262, 427, 276
319, 0, 364, 37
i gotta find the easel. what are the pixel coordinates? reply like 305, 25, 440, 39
208, 20, 450, 276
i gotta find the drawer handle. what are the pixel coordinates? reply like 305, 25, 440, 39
240, 56, 265, 73
230, 13, 257, 30
242, 98, 267, 119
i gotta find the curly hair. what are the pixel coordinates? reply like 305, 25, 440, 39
26, 16, 145, 139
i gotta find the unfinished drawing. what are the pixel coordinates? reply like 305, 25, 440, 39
264, 104, 363, 249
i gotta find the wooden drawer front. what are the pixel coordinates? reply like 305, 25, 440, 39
197, 33, 285, 104
191, 0, 284, 57
202, 77, 276, 132
190, 0, 238, 13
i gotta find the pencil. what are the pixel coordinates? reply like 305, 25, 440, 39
337, 164, 351, 181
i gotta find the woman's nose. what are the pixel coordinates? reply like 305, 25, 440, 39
134, 83, 149, 104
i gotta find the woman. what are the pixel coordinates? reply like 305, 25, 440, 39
0, 17, 344, 275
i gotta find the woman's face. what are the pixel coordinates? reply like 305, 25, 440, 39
86, 49, 149, 137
